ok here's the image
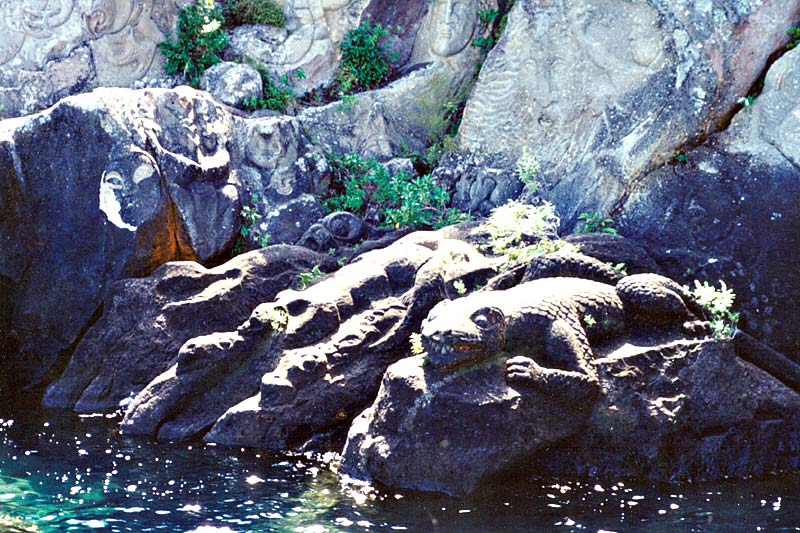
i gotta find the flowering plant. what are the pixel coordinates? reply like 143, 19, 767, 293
158, 0, 228, 87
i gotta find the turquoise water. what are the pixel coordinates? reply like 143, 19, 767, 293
1, 408, 800, 532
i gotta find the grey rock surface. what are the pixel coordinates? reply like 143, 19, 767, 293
200, 62, 263, 107
457, 0, 800, 218
299, 62, 470, 159
618, 46, 800, 360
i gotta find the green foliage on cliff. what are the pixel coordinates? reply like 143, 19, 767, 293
576, 212, 618, 235
158, 0, 228, 87
336, 21, 399, 94
242, 66, 299, 112
325, 153, 467, 229
232, 194, 270, 255
224, 0, 285, 27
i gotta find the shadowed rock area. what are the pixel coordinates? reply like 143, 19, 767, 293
43, 246, 337, 413
342, 337, 800, 495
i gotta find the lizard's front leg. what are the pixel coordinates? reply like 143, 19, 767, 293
506, 356, 600, 403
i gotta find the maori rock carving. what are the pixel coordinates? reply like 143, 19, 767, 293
230, 0, 366, 91
757, 48, 800, 168
0, 0, 78, 67
84, 0, 190, 85
296, 211, 366, 252
458, 0, 666, 165
410, 0, 496, 69
420, 267, 707, 402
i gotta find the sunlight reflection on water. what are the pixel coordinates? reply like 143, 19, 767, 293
0, 411, 799, 532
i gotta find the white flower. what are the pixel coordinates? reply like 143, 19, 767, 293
201, 20, 220, 34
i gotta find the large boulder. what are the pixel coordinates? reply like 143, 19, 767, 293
204, 236, 495, 450
0, 0, 191, 119
341, 338, 800, 495
42, 246, 335, 412
456, 0, 800, 217
617, 45, 800, 360
0, 86, 239, 388
120, 230, 495, 443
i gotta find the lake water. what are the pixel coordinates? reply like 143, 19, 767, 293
1, 407, 799, 532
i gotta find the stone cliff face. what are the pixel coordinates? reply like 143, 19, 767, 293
1, 0, 800, 497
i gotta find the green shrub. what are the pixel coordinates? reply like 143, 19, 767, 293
576, 212, 618, 235
336, 21, 399, 94
788, 26, 800, 49
514, 147, 540, 191
325, 153, 468, 229
232, 194, 270, 255
242, 66, 297, 112
158, 0, 228, 87
685, 280, 740, 339
224, 0, 285, 27
298, 265, 324, 289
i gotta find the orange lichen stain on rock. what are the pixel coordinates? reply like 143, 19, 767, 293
125, 199, 199, 278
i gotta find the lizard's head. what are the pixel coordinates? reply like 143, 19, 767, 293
420, 300, 506, 368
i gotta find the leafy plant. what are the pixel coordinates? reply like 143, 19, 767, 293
674, 152, 689, 164
232, 194, 270, 255
576, 212, 618, 235
336, 93, 359, 114
242, 66, 296, 112
324, 153, 468, 229
224, 0, 285, 27
453, 280, 467, 295
608, 262, 628, 276
514, 147, 541, 191
737, 95, 755, 113
158, 0, 228, 87
787, 26, 800, 49
336, 21, 399, 94
264, 306, 288, 333
684, 280, 740, 339
298, 265, 324, 289
485, 200, 576, 270
478, 9, 500, 24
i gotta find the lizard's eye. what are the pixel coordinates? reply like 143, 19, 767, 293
471, 307, 503, 329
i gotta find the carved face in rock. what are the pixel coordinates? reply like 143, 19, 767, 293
421, 298, 506, 368
84, 0, 139, 36
20, 0, 75, 38
430, 0, 478, 57
99, 149, 161, 233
